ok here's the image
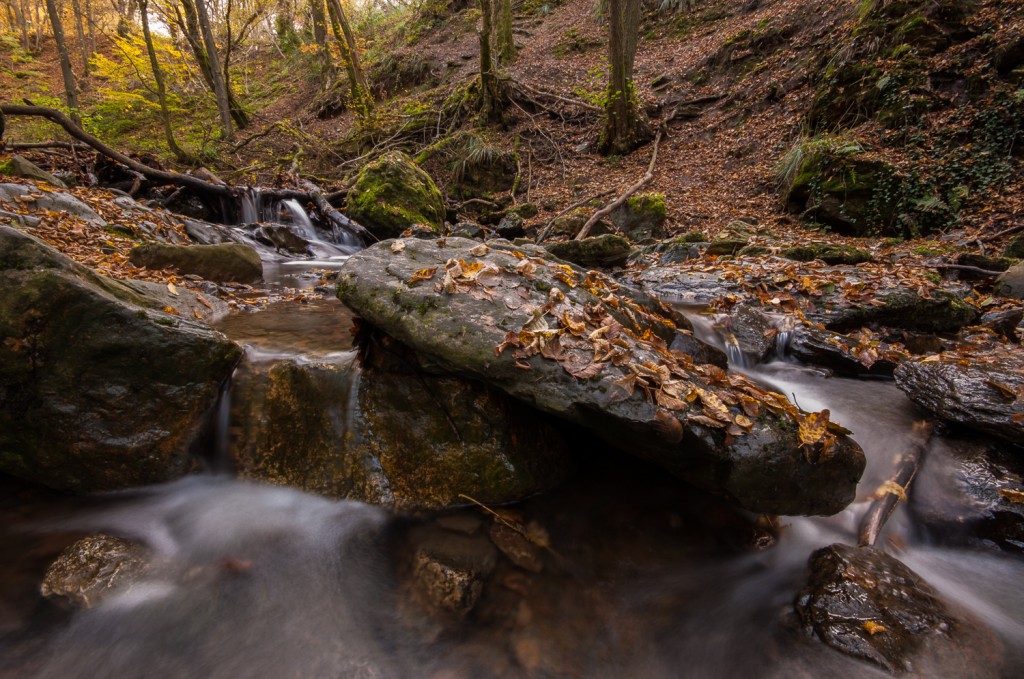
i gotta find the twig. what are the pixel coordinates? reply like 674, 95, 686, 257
931, 263, 1005, 277
504, 76, 602, 112
535, 188, 615, 243
980, 223, 1024, 243
575, 129, 663, 241
7, 141, 91, 151
857, 421, 932, 548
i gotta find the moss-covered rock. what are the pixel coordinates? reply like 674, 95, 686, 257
783, 139, 900, 236
782, 243, 873, 265
547, 208, 612, 239
0, 226, 241, 492
0, 155, 66, 188
705, 239, 747, 256
346, 151, 446, 239
545, 234, 634, 268
611, 193, 668, 241
129, 242, 263, 283
1002, 233, 1024, 259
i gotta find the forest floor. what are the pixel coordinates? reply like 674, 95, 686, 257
2, 0, 1023, 268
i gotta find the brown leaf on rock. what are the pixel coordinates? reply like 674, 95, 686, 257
654, 410, 684, 443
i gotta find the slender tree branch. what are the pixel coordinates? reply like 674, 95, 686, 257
575, 128, 662, 240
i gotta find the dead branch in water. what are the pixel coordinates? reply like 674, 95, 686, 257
857, 420, 933, 548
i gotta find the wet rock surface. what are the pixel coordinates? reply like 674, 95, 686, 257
635, 256, 976, 334
912, 435, 1024, 554
795, 543, 1002, 675
40, 535, 149, 609
338, 238, 865, 516
895, 357, 1024, 444
129, 242, 264, 284
0, 226, 241, 491
230, 334, 573, 510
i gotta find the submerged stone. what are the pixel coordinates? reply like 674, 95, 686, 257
229, 334, 572, 510
40, 535, 149, 609
0, 226, 241, 491
338, 238, 865, 516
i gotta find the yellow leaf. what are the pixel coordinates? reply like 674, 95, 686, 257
390, 240, 405, 253
408, 267, 437, 283
162, 306, 179, 316
863, 621, 889, 636
999, 488, 1024, 504
798, 409, 830, 446
167, 282, 179, 296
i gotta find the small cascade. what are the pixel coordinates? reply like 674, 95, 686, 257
280, 199, 319, 242
675, 306, 750, 368
210, 375, 234, 474
238, 187, 262, 224
769, 313, 798, 360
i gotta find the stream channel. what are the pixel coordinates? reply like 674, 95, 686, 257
1, 205, 1023, 678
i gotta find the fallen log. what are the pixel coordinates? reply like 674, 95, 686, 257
296, 178, 375, 242
1, 103, 362, 236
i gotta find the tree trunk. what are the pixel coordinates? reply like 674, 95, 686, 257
478, 0, 502, 122
325, 0, 371, 114
192, 0, 234, 139
310, 0, 334, 85
138, 0, 192, 163
173, 0, 248, 129
14, 0, 29, 51
599, 0, 650, 156
85, 0, 95, 53
115, 0, 132, 36
491, 0, 515, 66
70, 0, 89, 77
44, 0, 81, 124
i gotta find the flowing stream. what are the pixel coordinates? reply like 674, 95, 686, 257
1, 219, 1022, 677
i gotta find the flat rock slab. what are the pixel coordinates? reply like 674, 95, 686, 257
635, 256, 976, 332
338, 238, 865, 516
0, 182, 105, 227
129, 242, 263, 284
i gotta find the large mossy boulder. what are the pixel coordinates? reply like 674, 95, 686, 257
0, 226, 241, 491
784, 142, 899, 236
545, 234, 633, 269
337, 238, 866, 516
229, 336, 572, 510
346, 151, 446, 239
129, 242, 263, 284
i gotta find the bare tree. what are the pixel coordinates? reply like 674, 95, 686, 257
44, 0, 81, 123
70, 0, 90, 77
478, 0, 502, 122
325, 0, 371, 114
599, 0, 650, 155
192, 0, 233, 139
491, 0, 515, 66
138, 0, 192, 162
310, 0, 334, 85
171, 0, 249, 129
